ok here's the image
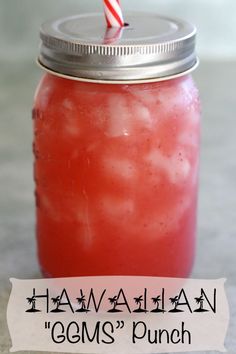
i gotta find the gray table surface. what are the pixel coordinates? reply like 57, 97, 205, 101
0, 60, 235, 353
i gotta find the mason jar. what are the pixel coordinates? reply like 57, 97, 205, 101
33, 13, 200, 278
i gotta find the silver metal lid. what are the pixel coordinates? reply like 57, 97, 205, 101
38, 12, 198, 82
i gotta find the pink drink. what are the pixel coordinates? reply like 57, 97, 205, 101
34, 13, 200, 277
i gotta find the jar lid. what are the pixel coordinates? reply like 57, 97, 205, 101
38, 12, 198, 82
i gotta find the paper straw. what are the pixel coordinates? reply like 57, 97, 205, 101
103, 0, 124, 28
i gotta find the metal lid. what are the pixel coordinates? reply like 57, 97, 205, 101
38, 12, 198, 82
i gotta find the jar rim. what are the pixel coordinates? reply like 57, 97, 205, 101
37, 57, 199, 85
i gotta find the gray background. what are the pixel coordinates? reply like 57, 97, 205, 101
1, 0, 236, 60
0, 0, 235, 353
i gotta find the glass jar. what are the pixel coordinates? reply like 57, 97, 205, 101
33, 13, 200, 278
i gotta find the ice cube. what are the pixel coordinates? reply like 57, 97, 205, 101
132, 101, 153, 129
71, 189, 94, 246
103, 157, 136, 180
145, 196, 191, 237
166, 197, 191, 231
170, 153, 191, 184
157, 88, 183, 113
93, 106, 107, 129
62, 98, 81, 136
178, 130, 199, 147
100, 196, 134, 219
62, 98, 75, 110
130, 86, 158, 106
106, 95, 132, 137
146, 149, 190, 184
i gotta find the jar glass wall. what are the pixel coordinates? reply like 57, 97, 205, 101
33, 73, 200, 278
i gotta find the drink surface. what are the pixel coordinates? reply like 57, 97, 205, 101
33, 74, 200, 278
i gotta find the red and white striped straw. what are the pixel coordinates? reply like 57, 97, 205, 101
103, 0, 124, 28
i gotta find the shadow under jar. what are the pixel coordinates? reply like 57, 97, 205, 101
33, 13, 201, 278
